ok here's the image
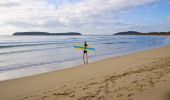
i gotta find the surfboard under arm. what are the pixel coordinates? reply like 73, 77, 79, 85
74, 45, 95, 51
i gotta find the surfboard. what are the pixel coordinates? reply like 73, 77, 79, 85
74, 45, 95, 51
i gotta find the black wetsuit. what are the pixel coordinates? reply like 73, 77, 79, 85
84, 43, 88, 53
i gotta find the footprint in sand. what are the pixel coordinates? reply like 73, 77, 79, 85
165, 90, 170, 100
127, 98, 133, 100
43, 91, 48, 94
116, 93, 123, 97
128, 93, 134, 97
22, 96, 29, 100
148, 80, 155, 87
69, 94, 75, 97
82, 86, 89, 90
42, 95, 48, 99
132, 80, 138, 84
52, 93, 58, 96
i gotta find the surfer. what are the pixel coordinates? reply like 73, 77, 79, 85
83, 42, 88, 64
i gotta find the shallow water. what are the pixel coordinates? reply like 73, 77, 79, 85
0, 35, 170, 81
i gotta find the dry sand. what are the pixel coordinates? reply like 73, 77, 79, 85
0, 42, 170, 100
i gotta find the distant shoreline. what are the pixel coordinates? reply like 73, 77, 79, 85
114, 31, 170, 35
13, 32, 82, 36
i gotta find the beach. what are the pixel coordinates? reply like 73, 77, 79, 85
0, 38, 170, 100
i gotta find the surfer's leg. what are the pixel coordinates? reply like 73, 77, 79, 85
83, 53, 85, 64
86, 53, 88, 64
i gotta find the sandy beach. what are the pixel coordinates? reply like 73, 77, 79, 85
0, 38, 170, 100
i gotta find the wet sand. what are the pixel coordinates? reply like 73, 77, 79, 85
0, 40, 170, 100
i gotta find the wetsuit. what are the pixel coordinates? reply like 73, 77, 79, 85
84, 43, 88, 53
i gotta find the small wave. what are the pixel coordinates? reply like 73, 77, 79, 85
0, 46, 71, 55
0, 56, 82, 73
0, 42, 68, 49
103, 41, 130, 44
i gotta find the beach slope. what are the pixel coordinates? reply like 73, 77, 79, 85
0, 46, 170, 100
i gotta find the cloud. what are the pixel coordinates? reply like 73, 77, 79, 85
0, 0, 164, 35
0, 2, 20, 7
54, 0, 159, 23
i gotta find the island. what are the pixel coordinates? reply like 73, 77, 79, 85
114, 31, 170, 35
13, 32, 82, 36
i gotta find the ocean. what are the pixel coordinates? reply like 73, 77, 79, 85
0, 35, 170, 81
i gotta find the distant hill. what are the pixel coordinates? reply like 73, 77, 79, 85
114, 31, 170, 35
114, 31, 140, 35
13, 32, 82, 36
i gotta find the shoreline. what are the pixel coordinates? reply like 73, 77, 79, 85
0, 45, 166, 82
0, 43, 169, 82
1, 35, 170, 82
0, 44, 170, 100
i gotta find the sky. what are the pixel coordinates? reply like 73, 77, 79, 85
0, 0, 170, 35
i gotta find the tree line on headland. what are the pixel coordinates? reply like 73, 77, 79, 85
114, 31, 170, 35
12, 31, 170, 36
13, 32, 81, 36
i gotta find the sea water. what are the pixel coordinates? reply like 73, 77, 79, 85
0, 35, 170, 81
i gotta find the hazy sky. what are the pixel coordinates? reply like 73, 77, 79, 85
0, 0, 170, 35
